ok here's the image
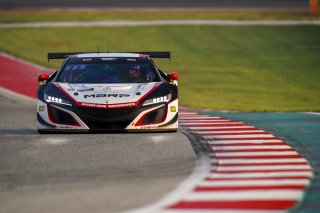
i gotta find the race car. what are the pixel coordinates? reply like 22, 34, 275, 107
37, 52, 178, 133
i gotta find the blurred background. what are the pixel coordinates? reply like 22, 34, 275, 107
0, 0, 312, 10
0, 0, 319, 111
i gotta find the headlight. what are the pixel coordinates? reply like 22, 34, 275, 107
44, 94, 72, 106
143, 94, 171, 106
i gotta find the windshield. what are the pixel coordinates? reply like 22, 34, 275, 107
56, 57, 161, 83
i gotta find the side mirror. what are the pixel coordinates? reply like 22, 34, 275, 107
38, 73, 49, 82
167, 72, 178, 81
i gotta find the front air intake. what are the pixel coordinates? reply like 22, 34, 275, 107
48, 105, 80, 126
138, 105, 167, 125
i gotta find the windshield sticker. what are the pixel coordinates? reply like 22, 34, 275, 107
101, 58, 117, 61
78, 88, 94, 92
76, 85, 94, 92
65, 65, 71, 71
79, 64, 86, 70
71, 64, 80, 71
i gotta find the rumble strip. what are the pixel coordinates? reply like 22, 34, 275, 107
130, 111, 313, 213
165, 111, 313, 212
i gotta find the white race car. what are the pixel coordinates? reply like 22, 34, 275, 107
37, 52, 178, 133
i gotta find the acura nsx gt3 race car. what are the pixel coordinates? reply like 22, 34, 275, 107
37, 52, 178, 133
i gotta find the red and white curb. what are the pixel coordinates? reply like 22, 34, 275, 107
127, 111, 313, 213
0, 52, 51, 99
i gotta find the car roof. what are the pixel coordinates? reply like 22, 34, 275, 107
75, 53, 144, 58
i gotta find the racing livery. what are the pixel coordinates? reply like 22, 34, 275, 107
37, 52, 178, 133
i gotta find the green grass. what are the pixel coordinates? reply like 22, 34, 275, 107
0, 26, 319, 111
0, 11, 319, 23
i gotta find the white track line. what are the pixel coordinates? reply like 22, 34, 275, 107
0, 87, 35, 102
305, 112, 320, 116
208, 140, 283, 144
212, 145, 292, 150
210, 151, 298, 158
180, 121, 233, 124
180, 118, 225, 121
193, 130, 266, 134
208, 171, 313, 178
184, 190, 304, 201
179, 115, 207, 117
211, 158, 308, 164
204, 134, 275, 139
179, 116, 222, 119
0, 51, 51, 71
216, 165, 310, 171
198, 179, 309, 187
214, 151, 298, 157
189, 126, 257, 130
183, 122, 244, 126
180, 120, 231, 123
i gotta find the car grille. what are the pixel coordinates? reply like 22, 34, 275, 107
84, 121, 132, 130
76, 106, 138, 122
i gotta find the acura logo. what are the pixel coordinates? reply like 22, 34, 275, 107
103, 86, 111, 91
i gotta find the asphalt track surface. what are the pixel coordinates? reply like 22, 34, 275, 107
0, 0, 308, 10
0, 93, 196, 213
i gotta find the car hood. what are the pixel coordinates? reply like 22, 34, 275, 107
56, 82, 160, 106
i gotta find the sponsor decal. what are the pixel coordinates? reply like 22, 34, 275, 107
108, 103, 136, 108
84, 94, 130, 98
140, 126, 157, 129
38, 106, 45, 112
58, 126, 77, 129
80, 102, 136, 108
80, 103, 108, 108
77, 88, 94, 92
170, 106, 177, 112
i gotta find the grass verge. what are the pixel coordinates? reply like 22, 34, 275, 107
0, 11, 319, 23
0, 25, 319, 111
